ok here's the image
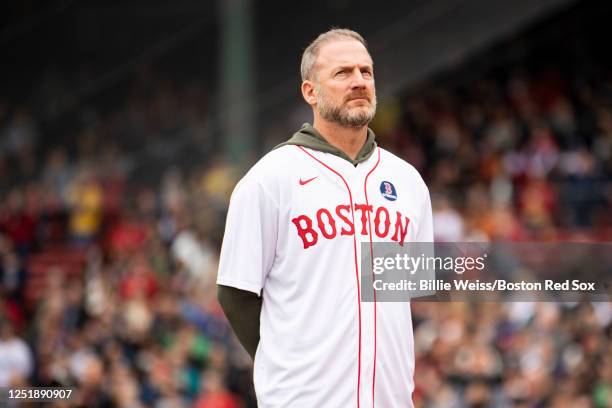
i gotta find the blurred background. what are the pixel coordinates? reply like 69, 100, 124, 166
1, 0, 611, 406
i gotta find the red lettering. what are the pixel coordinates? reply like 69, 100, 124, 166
374, 206, 391, 238
354, 204, 373, 236
316, 208, 337, 239
291, 215, 318, 249
335, 205, 354, 236
391, 212, 410, 245
293, 206, 410, 248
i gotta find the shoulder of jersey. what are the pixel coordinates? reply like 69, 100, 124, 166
377, 147, 428, 191
242, 145, 303, 181
234, 145, 308, 200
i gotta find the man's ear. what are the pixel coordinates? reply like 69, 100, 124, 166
301, 80, 317, 106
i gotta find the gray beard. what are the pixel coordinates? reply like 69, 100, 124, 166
317, 93, 377, 128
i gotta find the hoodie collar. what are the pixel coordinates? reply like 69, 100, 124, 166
275, 123, 377, 166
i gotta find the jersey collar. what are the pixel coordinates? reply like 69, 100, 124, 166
275, 123, 377, 166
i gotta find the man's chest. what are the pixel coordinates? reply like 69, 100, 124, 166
283, 164, 422, 248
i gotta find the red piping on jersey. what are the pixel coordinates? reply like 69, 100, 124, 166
296, 146, 362, 408
363, 148, 380, 407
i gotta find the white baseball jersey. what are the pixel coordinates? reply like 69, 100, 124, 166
217, 143, 433, 407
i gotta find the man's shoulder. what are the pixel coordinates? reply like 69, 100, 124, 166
244, 145, 303, 180
234, 145, 306, 199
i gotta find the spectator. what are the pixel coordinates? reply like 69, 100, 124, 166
67, 169, 104, 245
0, 319, 33, 386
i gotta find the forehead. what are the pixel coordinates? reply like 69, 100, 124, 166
315, 39, 373, 72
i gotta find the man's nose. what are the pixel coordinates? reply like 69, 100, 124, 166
350, 69, 367, 88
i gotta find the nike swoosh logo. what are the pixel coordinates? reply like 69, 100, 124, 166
299, 176, 318, 186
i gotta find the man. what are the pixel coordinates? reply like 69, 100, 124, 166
217, 28, 433, 407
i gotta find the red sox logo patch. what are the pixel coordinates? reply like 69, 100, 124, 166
380, 181, 397, 201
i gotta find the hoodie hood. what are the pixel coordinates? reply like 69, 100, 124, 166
275, 123, 377, 166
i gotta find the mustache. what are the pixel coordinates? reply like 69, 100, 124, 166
345, 91, 371, 102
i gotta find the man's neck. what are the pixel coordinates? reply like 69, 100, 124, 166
312, 119, 368, 160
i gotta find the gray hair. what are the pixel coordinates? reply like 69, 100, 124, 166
300, 28, 368, 82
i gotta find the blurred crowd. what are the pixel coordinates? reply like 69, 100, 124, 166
1, 27, 612, 408
376, 66, 612, 243
0, 73, 252, 407
382, 66, 612, 407
411, 301, 611, 408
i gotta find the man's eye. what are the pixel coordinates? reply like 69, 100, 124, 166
362, 70, 372, 77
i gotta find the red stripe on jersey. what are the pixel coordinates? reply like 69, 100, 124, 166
363, 148, 381, 407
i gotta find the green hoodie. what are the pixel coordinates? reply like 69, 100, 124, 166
275, 123, 377, 165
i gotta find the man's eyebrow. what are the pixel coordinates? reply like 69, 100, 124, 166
333, 64, 373, 71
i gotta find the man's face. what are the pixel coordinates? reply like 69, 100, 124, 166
312, 39, 376, 128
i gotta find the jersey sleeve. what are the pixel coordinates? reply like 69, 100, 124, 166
217, 176, 278, 296
414, 186, 436, 298
416, 186, 434, 242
